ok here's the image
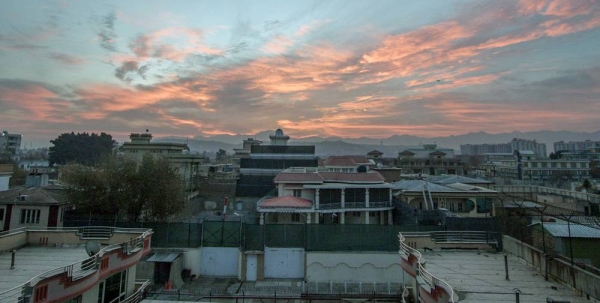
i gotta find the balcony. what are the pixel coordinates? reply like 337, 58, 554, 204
318, 201, 391, 210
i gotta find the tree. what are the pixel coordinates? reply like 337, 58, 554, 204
549, 150, 567, 160
61, 154, 185, 222
49, 132, 116, 167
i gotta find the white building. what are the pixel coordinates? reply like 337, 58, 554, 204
257, 167, 394, 225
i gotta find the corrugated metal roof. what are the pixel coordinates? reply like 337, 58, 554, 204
543, 223, 600, 239
391, 180, 461, 192
443, 183, 497, 193
428, 175, 493, 184
147, 253, 180, 262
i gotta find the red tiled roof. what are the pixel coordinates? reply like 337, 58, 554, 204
274, 173, 323, 183
319, 171, 385, 182
261, 195, 313, 208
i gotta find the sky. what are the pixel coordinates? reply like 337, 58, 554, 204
1, 0, 599, 147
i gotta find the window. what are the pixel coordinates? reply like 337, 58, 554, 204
98, 271, 127, 303
34, 285, 48, 302
0, 208, 4, 219
291, 213, 301, 222
64, 296, 82, 303
458, 203, 463, 212
20, 209, 41, 224
60, 206, 72, 222
293, 189, 302, 197
369, 211, 376, 217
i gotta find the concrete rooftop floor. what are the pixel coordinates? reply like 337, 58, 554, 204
0, 245, 89, 294
423, 250, 598, 303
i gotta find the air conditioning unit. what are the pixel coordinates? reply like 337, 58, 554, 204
19, 195, 28, 201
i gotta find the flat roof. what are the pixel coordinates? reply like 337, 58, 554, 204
0, 246, 89, 294
422, 250, 590, 303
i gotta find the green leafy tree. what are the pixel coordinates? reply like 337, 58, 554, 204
61, 154, 185, 221
49, 132, 116, 167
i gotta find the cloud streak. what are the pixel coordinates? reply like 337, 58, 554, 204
1, 0, 600, 144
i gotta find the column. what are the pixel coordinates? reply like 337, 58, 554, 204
306, 212, 311, 224
389, 188, 393, 206
315, 189, 320, 209
365, 188, 370, 208
259, 213, 264, 225
379, 212, 384, 225
388, 210, 393, 225
341, 189, 345, 209
365, 211, 370, 224
340, 212, 345, 225
315, 213, 319, 224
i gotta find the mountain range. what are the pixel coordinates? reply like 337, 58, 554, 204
154, 129, 600, 157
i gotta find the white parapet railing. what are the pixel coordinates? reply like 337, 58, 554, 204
0, 227, 153, 303
398, 232, 456, 303
122, 280, 151, 303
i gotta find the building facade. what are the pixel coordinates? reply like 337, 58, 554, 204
0, 130, 22, 156
257, 168, 394, 225
554, 140, 600, 152
236, 129, 318, 198
397, 144, 465, 176
0, 226, 152, 303
461, 138, 547, 158
119, 133, 205, 197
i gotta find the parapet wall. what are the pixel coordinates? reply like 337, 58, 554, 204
503, 235, 600, 300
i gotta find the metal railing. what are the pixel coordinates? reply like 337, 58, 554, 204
0, 228, 152, 303
493, 185, 600, 204
0, 227, 27, 238
398, 232, 456, 303
431, 231, 497, 245
369, 201, 391, 208
122, 280, 151, 303
345, 201, 365, 208
319, 202, 341, 210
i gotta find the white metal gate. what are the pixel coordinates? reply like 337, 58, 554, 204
200, 247, 239, 276
264, 247, 304, 279
246, 254, 257, 281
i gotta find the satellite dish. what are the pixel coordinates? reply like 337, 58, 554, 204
85, 241, 101, 257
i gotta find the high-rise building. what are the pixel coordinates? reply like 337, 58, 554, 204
554, 140, 600, 152
461, 138, 546, 158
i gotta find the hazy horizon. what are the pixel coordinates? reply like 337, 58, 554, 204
2, 0, 600, 147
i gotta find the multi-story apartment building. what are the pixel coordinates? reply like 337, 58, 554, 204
236, 129, 318, 198
460, 143, 512, 155
461, 138, 547, 158
0, 130, 22, 156
257, 167, 394, 225
483, 158, 591, 181
397, 144, 464, 176
554, 140, 600, 152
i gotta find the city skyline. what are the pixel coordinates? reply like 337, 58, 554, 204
1, 0, 599, 146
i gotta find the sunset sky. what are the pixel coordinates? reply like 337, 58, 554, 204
1, 0, 599, 146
